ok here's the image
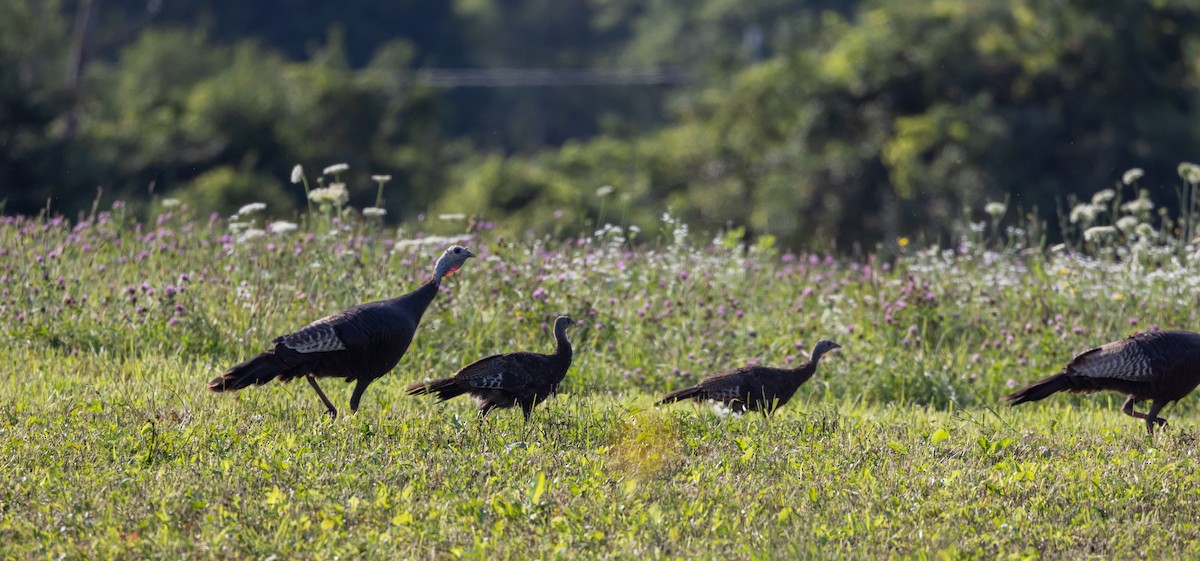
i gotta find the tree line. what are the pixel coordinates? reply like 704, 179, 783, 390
2, 0, 1198, 248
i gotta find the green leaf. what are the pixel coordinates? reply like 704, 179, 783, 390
931, 429, 951, 443
529, 472, 547, 504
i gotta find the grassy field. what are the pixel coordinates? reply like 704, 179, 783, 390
4, 201, 1200, 559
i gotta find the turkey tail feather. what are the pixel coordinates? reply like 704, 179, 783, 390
656, 386, 704, 406
1004, 373, 1071, 406
208, 352, 294, 392
406, 378, 467, 402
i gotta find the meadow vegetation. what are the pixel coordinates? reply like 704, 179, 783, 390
5, 178, 1200, 558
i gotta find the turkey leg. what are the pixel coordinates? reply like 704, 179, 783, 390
1121, 396, 1167, 434
306, 374, 339, 419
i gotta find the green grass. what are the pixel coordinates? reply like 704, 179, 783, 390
3, 206, 1200, 559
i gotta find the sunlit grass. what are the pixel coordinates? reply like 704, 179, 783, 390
3, 204, 1200, 558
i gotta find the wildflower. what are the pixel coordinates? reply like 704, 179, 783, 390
1083, 225, 1117, 243
1134, 223, 1156, 238
1122, 168, 1144, 185
439, 213, 466, 221
898, 237, 909, 247
362, 207, 387, 218
268, 221, 299, 234
1115, 216, 1140, 233
162, 198, 182, 208
1069, 203, 1102, 225
984, 202, 1006, 218
596, 185, 615, 197
1091, 189, 1116, 205
238, 202, 267, 216
1179, 162, 1200, 184
1120, 195, 1154, 215
238, 228, 266, 242
371, 175, 392, 183
308, 183, 349, 206
291, 164, 304, 184
323, 163, 349, 176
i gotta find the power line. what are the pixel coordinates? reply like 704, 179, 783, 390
416, 67, 693, 88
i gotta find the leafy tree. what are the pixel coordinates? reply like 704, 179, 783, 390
444, 0, 1200, 248
74, 29, 446, 217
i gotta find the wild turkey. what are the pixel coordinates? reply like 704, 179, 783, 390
1005, 329, 1200, 434
407, 316, 577, 421
656, 339, 840, 414
207, 245, 475, 418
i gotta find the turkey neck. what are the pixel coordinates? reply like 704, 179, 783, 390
551, 324, 573, 368
391, 276, 442, 313
786, 355, 824, 385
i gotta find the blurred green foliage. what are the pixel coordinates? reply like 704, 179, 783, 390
3, 0, 1200, 248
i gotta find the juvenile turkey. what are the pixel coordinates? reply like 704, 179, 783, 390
1005, 329, 1200, 434
207, 245, 475, 418
407, 316, 577, 421
656, 339, 840, 414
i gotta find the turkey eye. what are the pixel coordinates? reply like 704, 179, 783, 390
454, 248, 461, 254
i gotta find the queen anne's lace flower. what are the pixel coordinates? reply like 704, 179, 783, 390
238, 202, 267, 216
323, 163, 349, 175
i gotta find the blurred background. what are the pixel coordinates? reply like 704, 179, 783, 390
2, 0, 1199, 249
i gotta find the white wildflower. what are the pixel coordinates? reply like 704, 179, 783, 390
984, 202, 1006, 219
394, 235, 462, 249
309, 183, 349, 205
1115, 215, 1140, 233
238, 202, 267, 216
327, 182, 348, 202
1179, 162, 1200, 184
438, 213, 466, 221
328, 182, 348, 201
323, 163, 350, 176
161, 198, 182, 208
1069, 203, 1102, 225
308, 188, 332, 203
1121, 197, 1154, 214
291, 164, 304, 184
1122, 167, 1144, 185
596, 185, 615, 197
371, 174, 392, 183
268, 221, 298, 234
1135, 223, 1156, 239
594, 224, 625, 240
227, 221, 247, 233
362, 207, 387, 217
1091, 189, 1116, 205
238, 228, 266, 243
1083, 225, 1117, 243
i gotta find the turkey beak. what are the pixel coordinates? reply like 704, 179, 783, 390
465, 248, 477, 258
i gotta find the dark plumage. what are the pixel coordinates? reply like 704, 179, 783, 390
407, 316, 577, 421
656, 339, 840, 414
1006, 329, 1200, 434
207, 245, 475, 418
